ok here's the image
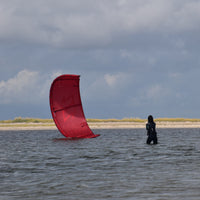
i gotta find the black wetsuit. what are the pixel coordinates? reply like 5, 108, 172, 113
146, 122, 158, 144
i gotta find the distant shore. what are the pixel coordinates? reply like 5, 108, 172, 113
1, 121, 200, 130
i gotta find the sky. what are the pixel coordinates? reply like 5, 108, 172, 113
0, 0, 200, 120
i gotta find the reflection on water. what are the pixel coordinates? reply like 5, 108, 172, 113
0, 129, 200, 200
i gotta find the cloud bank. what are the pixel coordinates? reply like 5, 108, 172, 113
1, 0, 200, 48
0, 70, 62, 104
0, 0, 200, 119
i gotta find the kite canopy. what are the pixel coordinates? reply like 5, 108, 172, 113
49, 74, 100, 138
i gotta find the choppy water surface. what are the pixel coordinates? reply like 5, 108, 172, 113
1, 128, 200, 200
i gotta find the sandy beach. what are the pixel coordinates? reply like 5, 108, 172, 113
90, 121, 200, 129
1, 121, 200, 130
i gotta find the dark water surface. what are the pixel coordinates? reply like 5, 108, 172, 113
1, 129, 200, 200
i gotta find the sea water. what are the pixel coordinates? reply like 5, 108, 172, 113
0, 128, 200, 200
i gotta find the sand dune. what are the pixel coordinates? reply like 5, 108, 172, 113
1, 121, 200, 130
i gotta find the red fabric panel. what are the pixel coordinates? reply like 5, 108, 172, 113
49, 74, 99, 138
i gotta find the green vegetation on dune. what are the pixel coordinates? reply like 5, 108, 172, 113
87, 118, 200, 123
0, 117, 53, 124
0, 117, 54, 128
155, 118, 200, 122
1, 117, 200, 125
87, 118, 146, 123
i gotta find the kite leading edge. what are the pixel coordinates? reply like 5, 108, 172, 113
49, 74, 100, 139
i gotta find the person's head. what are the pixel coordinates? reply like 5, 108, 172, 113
148, 115, 154, 123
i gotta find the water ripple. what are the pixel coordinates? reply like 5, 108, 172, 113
0, 129, 200, 200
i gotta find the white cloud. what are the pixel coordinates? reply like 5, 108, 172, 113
0, 70, 62, 104
104, 73, 131, 88
147, 85, 163, 99
145, 84, 172, 103
38, 71, 63, 101
83, 72, 131, 103
104, 74, 118, 87
169, 72, 181, 79
0, 70, 39, 104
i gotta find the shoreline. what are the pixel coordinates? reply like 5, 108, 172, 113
1, 121, 200, 130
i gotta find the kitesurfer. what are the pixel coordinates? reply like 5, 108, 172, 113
146, 115, 158, 144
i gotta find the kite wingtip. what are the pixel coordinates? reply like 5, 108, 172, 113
93, 134, 100, 138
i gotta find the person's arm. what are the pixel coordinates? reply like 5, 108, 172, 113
146, 123, 149, 135
146, 123, 149, 130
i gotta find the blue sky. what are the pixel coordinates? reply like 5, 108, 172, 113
0, 0, 200, 120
